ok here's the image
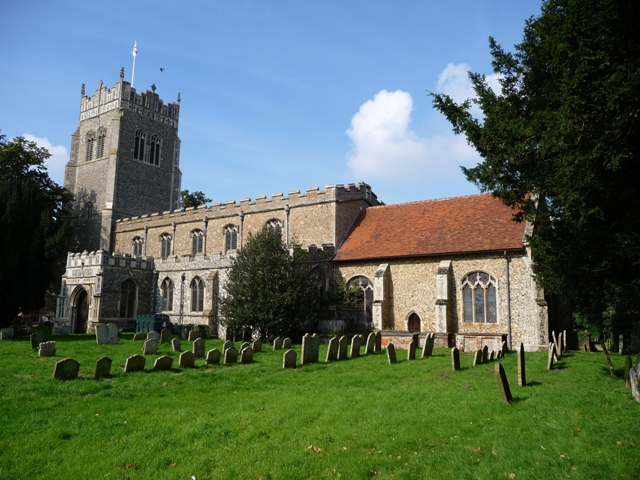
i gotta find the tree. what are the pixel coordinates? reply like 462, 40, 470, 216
0, 135, 72, 327
219, 228, 318, 339
431, 0, 640, 334
180, 190, 211, 209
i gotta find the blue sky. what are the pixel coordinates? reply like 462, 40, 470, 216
0, 0, 541, 205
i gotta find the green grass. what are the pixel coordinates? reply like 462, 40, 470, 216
0, 332, 639, 480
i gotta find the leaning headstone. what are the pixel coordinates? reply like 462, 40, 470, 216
188, 330, 200, 342
496, 349, 503, 360
252, 338, 262, 353
240, 342, 250, 351
193, 337, 206, 358
302, 333, 319, 364
473, 349, 482, 366
171, 338, 181, 351
451, 347, 460, 371
350, 335, 361, 358
421, 333, 434, 358
38, 341, 56, 357
496, 363, 513, 403
283, 349, 297, 368
240, 347, 254, 364
365, 332, 376, 355
154, 355, 174, 371
387, 343, 397, 364
501, 340, 508, 355
133, 332, 146, 341
272, 337, 283, 350
338, 335, 349, 360
552, 331, 558, 349
53, 358, 80, 380
375, 330, 382, 352
603, 344, 616, 377
30, 331, 47, 350
160, 328, 172, 344
179, 350, 196, 368
547, 343, 555, 370
1, 327, 14, 340
283, 337, 292, 348
517, 343, 526, 387
482, 345, 489, 363
94, 356, 112, 378
407, 339, 417, 360
95, 323, 118, 345
124, 354, 146, 372
206, 348, 221, 365
556, 332, 563, 358
326, 337, 339, 362
624, 356, 632, 389
224, 346, 238, 364
223, 339, 234, 352
629, 368, 640, 402
143, 338, 158, 355
147, 331, 160, 341
489, 350, 495, 361
60, 326, 71, 336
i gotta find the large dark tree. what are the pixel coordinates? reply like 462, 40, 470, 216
220, 228, 318, 339
431, 0, 640, 333
0, 135, 72, 326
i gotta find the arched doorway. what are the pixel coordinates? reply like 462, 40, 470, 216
76, 290, 88, 333
408, 312, 421, 332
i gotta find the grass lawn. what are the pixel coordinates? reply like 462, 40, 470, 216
0, 332, 638, 480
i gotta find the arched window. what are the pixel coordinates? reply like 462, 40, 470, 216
149, 134, 161, 165
407, 312, 421, 332
96, 127, 107, 158
224, 224, 238, 252
161, 278, 174, 312
119, 279, 137, 318
134, 129, 146, 161
191, 229, 204, 256
132, 236, 143, 257
347, 275, 374, 327
190, 276, 204, 312
310, 266, 327, 300
85, 131, 95, 161
86, 202, 93, 219
266, 218, 283, 237
160, 233, 172, 260
461, 271, 498, 323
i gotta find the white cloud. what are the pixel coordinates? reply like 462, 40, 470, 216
436, 62, 503, 104
23, 134, 68, 186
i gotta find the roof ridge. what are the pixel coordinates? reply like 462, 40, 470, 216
365, 192, 489, 210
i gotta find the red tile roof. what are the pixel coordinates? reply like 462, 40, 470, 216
333, 194, 526, 261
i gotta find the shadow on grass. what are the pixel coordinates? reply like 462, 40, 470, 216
510, 396, 526, 404
524, 380, 542, 387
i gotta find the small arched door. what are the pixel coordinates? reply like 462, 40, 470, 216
408, 313, 421, 332
76, 290, 88, 333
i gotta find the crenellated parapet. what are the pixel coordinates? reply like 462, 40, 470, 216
65, 250, 155, 272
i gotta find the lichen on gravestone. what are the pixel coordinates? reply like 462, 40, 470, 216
53, 358, 80, 380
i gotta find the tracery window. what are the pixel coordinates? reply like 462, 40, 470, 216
224, 225, 238, 252
134, 129, 146, 161
461, 271, 498, 323
119, 279, 137, 318
347, 275, 373, 327
96, 127, 107, 158
85, 131, 95, 161
190, 276, 204, 312
161, 278, 174, 312
132, 236, 143, 257
266, 219, 283, 237
149, 134, 161, 165
160, 233, 172, 260
310, 266, 327, 300
191, 229, 204, 256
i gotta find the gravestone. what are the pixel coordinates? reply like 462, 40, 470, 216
451, 347, 460, 371
154, 355, 174, 371
272, 337, 283, 350
223, 340, 234, 352
337, 336, 349, 360
206, 348, 221, 365
240, 347, 254, 364
283, 349, 297, 368
224, 346, 238, 364
473, 350, 482, 366
147, 331, 160, 341
630, 368, 640, 402
160, 328, 172, 344
124, 354, 146, 372
95, 323, 118, 345
302, 333, 319, 364
365, 332, 376, 355
624, 356, 632, 389
1, 328, 14, 340
30, 331, 47, 349
422, 333, 435, 358
489, 350, 495, 361
133, 332, 146, 341
517, 343, 526, 387
38, 341, 56, 357
482, 345, 489, 363
179, 351, 196, 368
252, 338, 262, 353
193, 338, 206, 358
407, 339, 417, 360
350, 335, 361, 358
60, 326, 71, 336
283, 337, 292, 348
326, 337, 339, 362
547, 343, 555, 370
386, 343, 397, 364
240, 342, 250, 351
188, 330, 200, 342
563, 329, 568, 350
94, 356, 112, 378
501, 340, 508, 355
556, 332, 563, 358
496, 349, 503, 360
143, 338, 158, 355
53, 358, 80, 380
603, 344, 616, 377
171, 338, 181, 351
375, 330, 382, 352
496, 363, 513, 403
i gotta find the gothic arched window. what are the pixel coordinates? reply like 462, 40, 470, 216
161, 278, 174, 312
224, 224, 238, 252
132, 236, 143, 257
134, 129, 146, 161
119, 279, 137, 318
190, 276, 204, 312
191, 229, 204, 256
85, 131, 95, 161
461, 271, 498, 323
266, 218, 283, 237
310, 266, 327, 300
96, 127, 107, 158
160, 233, 172, 260
149, 134, 161, 165
347, 275, 373, 327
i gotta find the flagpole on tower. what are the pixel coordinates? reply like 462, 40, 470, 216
131, 41, 138, 88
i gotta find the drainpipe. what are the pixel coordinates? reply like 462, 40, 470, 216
179, 273, 185, 325
505, 251, 512, 350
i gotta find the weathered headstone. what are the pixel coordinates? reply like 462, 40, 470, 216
326, 337, 339, 362
563, 329, 568, 350
206, 348, 221, 365
350, 335, 361, 358
556, 332, 563, 358
421, 333, 435, 358
1, 327, 14, 340
143, 338, 158, 355
482, 345, 489, 363
223, 339, 234, 352
179, 350, 196, 368
124, 354, 146, 372
629, 367, 640, 402
30, 331, 47, 349
224, 346, 238, 364
188, 330, 200, 342
489, 350, 495, 361
94, 356, 112, 378
283, 349, 297, 368
407, 339, 417, 360
302, 333, 320, 364
496, 349, 503, 359
240, 347, 254, 364
375, 330, 382, 352
517, 343, 526, 387
193, 337, 206, 357
552, 331, 558, 349
624, 356, 632, 389
283, 337, 292, 348
59, 326, 71, 336
386, 343, 397, 364
38, 341, 56, 357
240, 342, 250, 351
272, 337, 283, 350
365, 332, 376, 355
337, 335, 349, 360
501, 340, 508, 355
603, 344, 616, 377
53, 358, 80, 380
95, 323, 118, 345
133, 332, 146, 341
252, 338, 262, 353
171, 338, 181, 351
154, 355, 174, 370
451, 347, 460, 371
473, 349, 482, 366
160, 328, 172, 344
547, 343, 555, 370
147, 331, 160, 341
496, 363, 513, 403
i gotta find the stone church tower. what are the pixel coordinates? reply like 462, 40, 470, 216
64, 69, 182, 253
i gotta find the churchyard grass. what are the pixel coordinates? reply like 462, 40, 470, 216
1, 332, 639, 479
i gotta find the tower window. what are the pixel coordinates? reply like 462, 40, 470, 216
191, 229, 204, 256
85, 131, 95, 161
161, 278, 174, 312
149, 135, 161, 165
224, 225, 238, 252
160, 233, 172, 260
461, 271, 498, 323
134, 129, 146, 161
96, 127, 107, 158
132, 236, 143, 257
190, 276, 204, 312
